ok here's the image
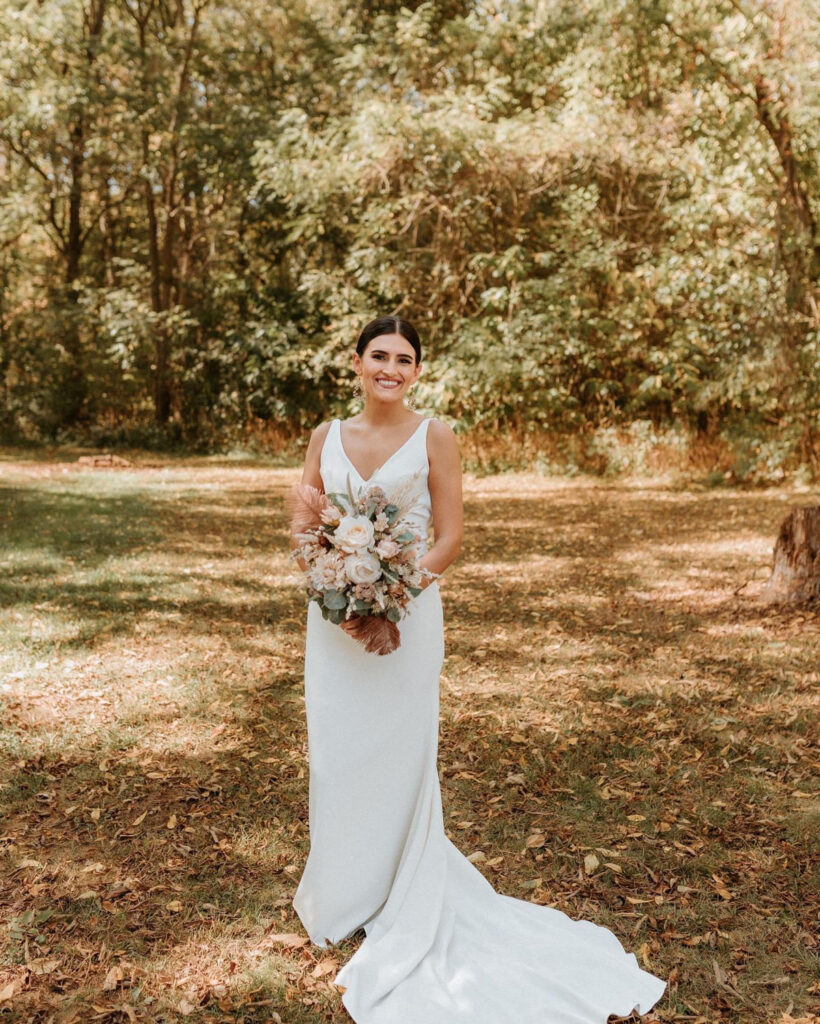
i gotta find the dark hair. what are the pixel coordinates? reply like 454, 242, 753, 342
355, 316, 422, 365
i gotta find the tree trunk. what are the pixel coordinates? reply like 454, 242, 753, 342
56, 115, 88, 426
754, 75, 819, 315
761, 506, 820, 604
131, 0, 206, 426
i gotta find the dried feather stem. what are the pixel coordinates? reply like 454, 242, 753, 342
286, 483, 330, 534
340, 615, 401, 655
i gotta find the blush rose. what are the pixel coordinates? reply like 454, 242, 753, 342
375, 538, 401, 559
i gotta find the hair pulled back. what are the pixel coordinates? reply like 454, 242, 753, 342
355, 316, 422, 365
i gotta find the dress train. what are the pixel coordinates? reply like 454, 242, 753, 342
293, 417, 666, 1022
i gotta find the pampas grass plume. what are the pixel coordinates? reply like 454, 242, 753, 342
286, 483, 329, 535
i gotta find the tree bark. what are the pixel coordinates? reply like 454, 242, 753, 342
56, 115, 88, 426
48, 0, 108, 426
761, 506, 820, 604
129, 0, 206, 425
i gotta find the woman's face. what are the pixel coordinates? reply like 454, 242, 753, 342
353, 333, 421, 405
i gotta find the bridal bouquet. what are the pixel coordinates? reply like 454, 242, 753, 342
288, 476, 428, 655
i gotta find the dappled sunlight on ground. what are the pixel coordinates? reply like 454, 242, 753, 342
0, 459, 817, 1022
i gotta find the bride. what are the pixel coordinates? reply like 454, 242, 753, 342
290, 316, 666, 1023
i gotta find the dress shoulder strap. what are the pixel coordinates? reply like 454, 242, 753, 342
413, 417, 433, 468
320, 419, 340, 464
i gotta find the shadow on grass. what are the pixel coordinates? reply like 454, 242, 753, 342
0, 467, 817, 1021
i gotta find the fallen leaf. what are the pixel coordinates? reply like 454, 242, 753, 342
712, 958, 729, 985
165, 900, 183, 913
103, 965, 124, 991
265, 933, 307, 948
311, 959, 338, 978
29, 958, 60, 976
584, 853, 600, 875
525, 833, 546, 849
109, 878, 139, 897
0, 978, 23, 1002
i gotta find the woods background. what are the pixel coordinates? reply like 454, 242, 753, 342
2, 5, 819, 1020
1, 0, 818, 478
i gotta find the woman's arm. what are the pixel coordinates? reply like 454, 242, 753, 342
290, 421, 332, 571
419, 418, 463, 588
299, 421, 331, 490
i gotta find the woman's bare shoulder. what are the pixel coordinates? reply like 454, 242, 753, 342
309, 419, 334, 442
426, 417, 458, 443
426, 417, 460, 460
302, 420, 334, 465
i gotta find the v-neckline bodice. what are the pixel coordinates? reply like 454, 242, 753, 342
336, 417, 428, 484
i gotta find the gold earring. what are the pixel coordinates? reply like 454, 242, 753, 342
353, 375, 363, 400
406, 384, 417, 411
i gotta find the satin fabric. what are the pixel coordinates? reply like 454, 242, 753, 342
293, 417, 666, 1023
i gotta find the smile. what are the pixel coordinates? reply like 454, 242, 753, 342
375, 379, 402, 389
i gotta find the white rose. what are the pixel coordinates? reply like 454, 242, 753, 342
334, 514, 376, 552
344, 551, 382, 584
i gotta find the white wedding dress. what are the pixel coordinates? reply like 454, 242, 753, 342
293, 417, 666, 1023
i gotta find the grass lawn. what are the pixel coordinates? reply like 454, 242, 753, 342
0, 453, 817, 1024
